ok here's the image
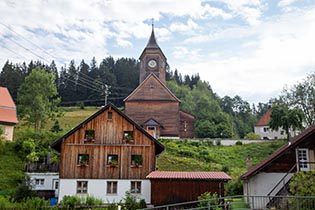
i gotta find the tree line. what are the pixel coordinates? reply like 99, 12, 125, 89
0, 57, 273, 138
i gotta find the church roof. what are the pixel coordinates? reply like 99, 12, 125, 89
123, 73, 180, 102
139, 25, 166, 60
146, 27, 160, 49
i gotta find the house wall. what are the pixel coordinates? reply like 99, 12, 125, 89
150, 179, 225, 206
58, 179, 151, 203
0, 124, 14, 141
27, 172, 59, 197
254, 126, 287, 140
125, 101, 179, 137
59, 108, 157, 179
243, 172, 293, 209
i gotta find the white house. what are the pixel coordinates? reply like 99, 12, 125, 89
254, 109, 287, 140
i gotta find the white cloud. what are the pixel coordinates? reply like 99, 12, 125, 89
278, 0, 298, 7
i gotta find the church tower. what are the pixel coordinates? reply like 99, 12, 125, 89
124, 24, 195, 139
139, 25, 167, 84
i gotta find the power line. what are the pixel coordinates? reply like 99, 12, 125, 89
0, 43, 28, 60
0, 22, 59, 61
3, 34, 50, 63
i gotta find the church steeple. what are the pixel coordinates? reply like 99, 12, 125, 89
145, 23, 159, 49
139, 23, 167, 84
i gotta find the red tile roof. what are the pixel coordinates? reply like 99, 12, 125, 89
0, 87, 18, 124
146, 171, 231, 181
240, 124, 315, 180
255, 109, 272, 126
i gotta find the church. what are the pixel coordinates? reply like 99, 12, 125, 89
124, 26, 195, 139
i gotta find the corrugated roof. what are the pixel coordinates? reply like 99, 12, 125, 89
240, 124, 315, 180
255, 109, 272, 126
0, 87, 18, 124
146, 171, 231, 181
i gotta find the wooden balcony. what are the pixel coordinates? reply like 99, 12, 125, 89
25, 162, 59, 173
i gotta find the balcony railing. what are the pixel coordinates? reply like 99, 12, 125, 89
25, 162, 59, 173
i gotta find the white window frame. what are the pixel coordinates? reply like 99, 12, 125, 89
296, 148, 310, 171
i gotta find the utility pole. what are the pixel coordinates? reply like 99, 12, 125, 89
104, 84, 111, 105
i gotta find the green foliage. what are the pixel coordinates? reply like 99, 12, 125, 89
17, 67, 61, 130
158, 139, 286, 195
0, 195, 49, 209
0, 141, 24, 195
289, 171, 315, 196
123, 191, 145, 210
50, 120, 63, 133
244, 132, 261, 140
289, 171, 315, 210
281, 72, 315, 126
235, 141, 243, 145
59, 195, 83, 208
269, 105, 304, 140
198, 192, 221, 210
12, 175, 36, 202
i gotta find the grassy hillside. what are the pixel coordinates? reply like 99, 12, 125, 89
157, 139, 286, 195
0, 142, 24, 195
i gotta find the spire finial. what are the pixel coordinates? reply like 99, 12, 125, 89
151, 18, 154, 30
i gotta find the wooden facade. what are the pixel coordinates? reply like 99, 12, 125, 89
150, 179, 225, 206
124, 27, 195, 138
125, 74, 181, 137
147, 171, 231, 206
51, 103, 164, 180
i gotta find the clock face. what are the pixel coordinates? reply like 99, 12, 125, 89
148, 59, 157, 68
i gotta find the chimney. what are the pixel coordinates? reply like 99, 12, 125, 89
246, 156, 252, 170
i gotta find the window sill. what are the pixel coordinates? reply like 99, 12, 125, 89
77, 164, 89, 167
131, 165, 142, 168
106, 165, 119, 168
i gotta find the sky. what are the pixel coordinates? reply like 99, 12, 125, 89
0, 0, 315, 104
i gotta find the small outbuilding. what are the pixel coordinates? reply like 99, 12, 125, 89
146, 171, 231, 206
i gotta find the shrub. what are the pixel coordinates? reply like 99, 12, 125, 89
235, 141, 243, 145
215, 139, 221, 146
244, 132, 261, 140
58, 195, 82, 208
198, 192, 221, 210
123, 191, 141, 210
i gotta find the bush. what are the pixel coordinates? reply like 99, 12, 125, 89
235, 141, 243, 145
215, 139, 221, 146
123, 191, 141, 210
59, 195, 82, 208
244, 132, 261, 140
198, 192, 221, 210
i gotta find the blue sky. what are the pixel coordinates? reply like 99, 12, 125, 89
0, 0, 315, 104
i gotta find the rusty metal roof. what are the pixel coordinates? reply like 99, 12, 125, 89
146, 171, 231, 181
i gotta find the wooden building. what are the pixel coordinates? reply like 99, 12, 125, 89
147, 171, 231, 206
124, 26, 195, 139
51, 103, 164, 203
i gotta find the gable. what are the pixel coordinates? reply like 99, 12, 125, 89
255, 109, 271, 126
50, 103, 164, 154
124, 73, 180, 102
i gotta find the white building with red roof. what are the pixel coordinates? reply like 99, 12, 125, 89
254, 109, 287, 140
0, 87, 18, 141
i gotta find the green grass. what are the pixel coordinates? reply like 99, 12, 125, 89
157, 139, 286, 195
0, 141, 24, 195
